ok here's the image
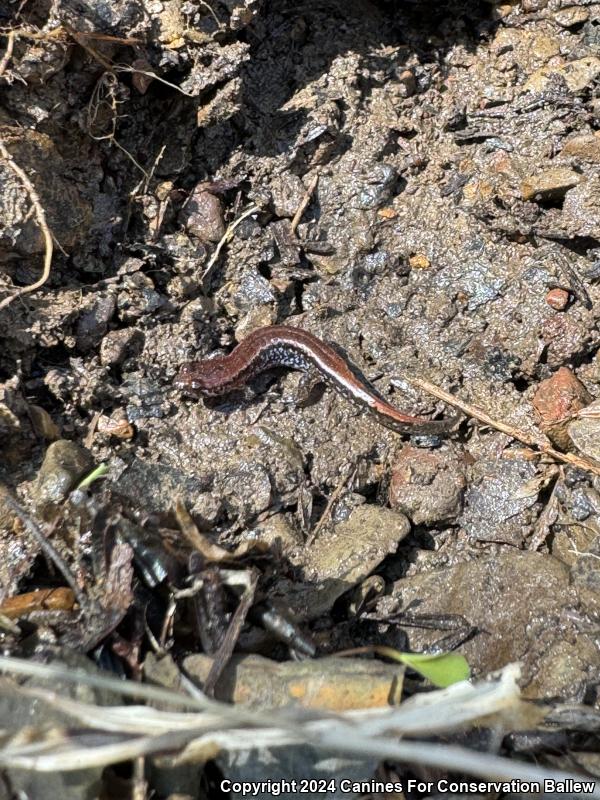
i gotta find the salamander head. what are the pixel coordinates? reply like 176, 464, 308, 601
175, 358, 231, 397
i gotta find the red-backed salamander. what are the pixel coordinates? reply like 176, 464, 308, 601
175, 325, 459, 435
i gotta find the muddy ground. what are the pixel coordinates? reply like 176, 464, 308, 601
1, 0, 600, 797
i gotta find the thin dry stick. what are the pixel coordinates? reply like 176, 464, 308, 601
0, 30, 15, 79
0, 487, 87, 609
201, 204, 260, 285
86, 72, 148, 178
132, 756, 148, 800
0, 140, 54, 310
290, 171, 320, 235
203, 569, 259, 696
306, 464, 357, 545
409, 377, 600, 477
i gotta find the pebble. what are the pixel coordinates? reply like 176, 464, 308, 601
521, 167, 581, 202
131, 58, 154, 94
270, 173, 306, 218
376, 549, 594, 698
271, 506, 410, 621
568, 399, 600, 462
235, 306, 277, 341
96, 412, 135, 440
408, 253, 431, 270
523, 56, 600, 94
561, 133, 600, 163
389, 445, 466, 525
546, 288, 570, 311
100, 329, 144, 367
554, 6, 589, 29
179, 186, 225, 243
32, 440, 94, 514
355, 163, 397, 210
75, 295, 116, 352
397, 69, 416, 98
560, 176, 600, 239
532, 367, 592, 450
460, 458, 539, 546
28, 405, 59, 440
225, 271, 276, 314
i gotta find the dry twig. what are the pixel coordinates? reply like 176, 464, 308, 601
409, 377, 600, 477
0, 30, 15, 79
0, 140, 54, 310
201, 204, 260, 286
203, 569, 259, 696
290, 171, 320, 235
0, 488, 86, 608
306, 463, 357, 545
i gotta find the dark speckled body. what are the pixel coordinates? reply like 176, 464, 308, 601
175, 325, 458, 435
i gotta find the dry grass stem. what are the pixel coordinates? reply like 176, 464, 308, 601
410, 377, 600, 477
0, 658, 597, 798
0, 30, 15, 79
201, 204, 260, 285
0, 140, 54, 310
290, 171, 320, 234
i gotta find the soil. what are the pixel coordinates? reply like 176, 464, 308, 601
2, 0, 600, 796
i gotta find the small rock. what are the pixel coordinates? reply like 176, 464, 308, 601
235, 306, 277, 342
521, 0, 547, 10
545, 287, 570, 311
99, 329, 144, 366
75, 294, 116, 352
117, 257, 144, 275
554, 6, 589, 28
221, 462, 273, 523
460, 457, 540, 545
130, 58, 154, 94
409, 253, 431, 270
183, 652, 403, 709
0, 127, 93, 259
96, 412, 135, 440
166, 274, 197, 299
560, 175, 600, 240
226, 271, 276, 314
117, 273, 168, 321
354, 163, 397, 210
389, 445, 466, 525
532, 367, 592, 449
528, 33, 560, 65
180, 295, 215, 323
523, 56, 600, 94
462, 179, 494, 205
270, 218, 301, 266
271, 505, 410, 620
397, 69, 416, 97
521, 167, 581, 202
179, 186, 225, 243
32, 440, 94, 514
552, 519, 598, 568
376, 550, 597, 698
118, 459, 213, 515
270, 173, 306, 218
240, 513, 303, 558
568, 399, 600, 463
28, 405, 59, 440
561, 133, 600, 163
